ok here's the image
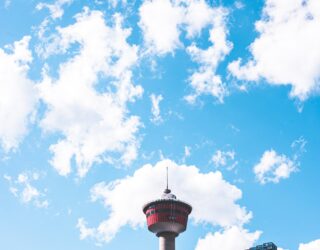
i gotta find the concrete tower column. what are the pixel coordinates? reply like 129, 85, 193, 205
158, 232, 176, 250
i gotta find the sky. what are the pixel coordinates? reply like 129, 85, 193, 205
0, 0, 320, 250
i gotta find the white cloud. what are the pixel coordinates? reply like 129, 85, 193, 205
195, 226, 261, 250
185, 7, 232, 103
77, 159, 252, 244
4, 0, 11, 8
139, 0, 232, 102
36, 0, 73, 46
38, 9, 143, 177
212, 150, 236, 168
184, 0, 216, 38
150, 94, 163, 124
184, 146, 191, 158
36, 0, 73, 19
291, 136, 307, 160
77, 218, 96, 240
234, 1, 245, 10
229, 124, 240, 133
0, 36, 37, 152
4, 172, 49, 208
228, 0, 320, 101
182, 146, 191, 163
139, 0, 184, 55
139, 0, 229, 55
299, 239, 320, 250
253, 150, 297, 184
95, 0, 127, 8
3, 174, 11, 182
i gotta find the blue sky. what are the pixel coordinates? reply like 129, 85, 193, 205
0, 0, 320, 250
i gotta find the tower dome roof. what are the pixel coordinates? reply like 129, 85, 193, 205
161, 188, 177, 199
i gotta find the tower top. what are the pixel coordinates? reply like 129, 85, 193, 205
162, 166, 176, 199
142, 166, 192, 250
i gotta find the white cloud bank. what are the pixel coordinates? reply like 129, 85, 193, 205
228, 0, 320, 101
0, 36, 37, 152
299, 239, 320, 250
4, 172, 49, 208
77, 159, 254, 244
253, 150, 297, 184
139, 0, 232, 102
195, 226, 261, 250
38, 9, 143, 177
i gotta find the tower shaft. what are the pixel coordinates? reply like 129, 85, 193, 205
159, 232, 176, 250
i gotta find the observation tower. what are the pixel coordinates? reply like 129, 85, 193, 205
143, 168, 192, 250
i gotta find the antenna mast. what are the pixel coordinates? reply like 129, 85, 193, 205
164, 166, 170, 194
166, 166, 169, 190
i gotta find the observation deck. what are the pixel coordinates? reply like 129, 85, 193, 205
143, 188, 192, 236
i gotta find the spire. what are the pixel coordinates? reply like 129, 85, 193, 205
166, 166, 169, 190
164, 166, 171, 194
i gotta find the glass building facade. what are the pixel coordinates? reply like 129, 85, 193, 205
247, 242, 277, 250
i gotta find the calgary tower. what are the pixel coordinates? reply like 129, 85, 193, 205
143, 168, 192, 250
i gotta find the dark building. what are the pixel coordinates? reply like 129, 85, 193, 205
247, 242, 277, 250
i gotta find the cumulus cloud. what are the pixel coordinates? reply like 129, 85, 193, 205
36, 0, 73, 19
183, 0, 216, 38
139, 0, 232, 102
254, 138, 306, 184
228, 0, 320, 101
139, 0, 184, 55
77, 218, 96, 240
185, 7, 232, 104
139, 0, 229, 54
4, 172, 49, 208
77, 159, 252, 244
36, 0, 73, 46
0, 36, 37, 152
299, 239, 320, 250
253, 150, 297, 184
195, 226, 261, 250
150, 94, 163, 124
38, 9, 143, 177
212, 150, 237, 170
